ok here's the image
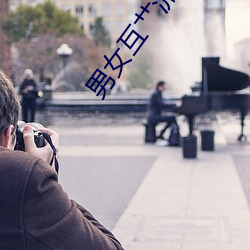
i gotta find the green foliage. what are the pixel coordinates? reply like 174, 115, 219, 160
91, 17, 111, 48
1, 0, 80, 42
127, 51, 153, 89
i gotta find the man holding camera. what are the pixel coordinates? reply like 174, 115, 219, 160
0, 71, 124, 249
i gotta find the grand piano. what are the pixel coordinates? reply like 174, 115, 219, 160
175, 57, 250, 141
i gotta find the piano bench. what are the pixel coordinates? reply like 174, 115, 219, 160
142, 120, 156, 143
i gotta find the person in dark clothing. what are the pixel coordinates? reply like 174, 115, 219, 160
147, 80, 178, 140
0, 70, 124, 250
19, 69, 39, 123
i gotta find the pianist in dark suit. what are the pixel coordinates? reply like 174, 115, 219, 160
146, 80, 178, 140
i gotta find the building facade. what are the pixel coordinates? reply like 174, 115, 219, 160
9, 0, 44, 10
10, 0, 138, 46
51, 0, 137, 45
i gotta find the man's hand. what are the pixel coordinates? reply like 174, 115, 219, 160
23, 125, 59, 165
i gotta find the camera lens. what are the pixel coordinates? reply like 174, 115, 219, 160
14, 121, 46, 151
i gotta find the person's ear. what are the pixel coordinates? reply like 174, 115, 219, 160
2, 125, 15, 149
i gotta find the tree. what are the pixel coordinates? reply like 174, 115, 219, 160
1, 0, 80, 43
12, 33, 112, 91
91, 17, 111, 48
0, 0, 11, 75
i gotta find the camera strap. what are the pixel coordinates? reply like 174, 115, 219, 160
40, 132, 59, 174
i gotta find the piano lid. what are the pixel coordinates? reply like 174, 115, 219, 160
201, 57, 250, 92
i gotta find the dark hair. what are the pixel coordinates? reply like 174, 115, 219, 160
156, 80, 166, 90
0, 71, 20, 143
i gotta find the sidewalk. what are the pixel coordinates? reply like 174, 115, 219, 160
112, 123, 250, 249
51, 112, 250, 250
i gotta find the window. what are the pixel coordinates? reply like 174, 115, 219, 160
76, 5, 84, 16
80, 22, 84, 32
103, 21, 111, 32
102, 3, 111, 16
64, 5, 71, 13
89, 22, 95, 33
115, 3, 124, 16
115, 20, 124, 33
89, 4, 96, 17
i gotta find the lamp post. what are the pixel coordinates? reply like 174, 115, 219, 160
56, 43, 73, 68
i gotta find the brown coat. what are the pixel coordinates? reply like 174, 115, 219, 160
0, 147, 124, 250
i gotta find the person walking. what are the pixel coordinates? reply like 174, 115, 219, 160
19, 69, 39, 122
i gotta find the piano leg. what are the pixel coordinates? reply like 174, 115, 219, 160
187, 115, 195, 135
238, 109, 247, 142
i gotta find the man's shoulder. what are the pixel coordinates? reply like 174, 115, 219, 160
0, 147, 40, 174
150, 90, 161, 99
150, 90, 158, 97
0, 147, 54, 180
0, 147, 45, 202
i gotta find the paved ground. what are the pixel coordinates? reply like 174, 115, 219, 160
36, 110, 250, 249
59, 154, 155, 229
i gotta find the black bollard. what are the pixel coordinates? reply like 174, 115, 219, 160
144, 122, 156, 143
200, 130, 215, 151
182, 135, 197, 159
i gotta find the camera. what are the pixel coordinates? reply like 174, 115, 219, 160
14, 122, 46, 151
